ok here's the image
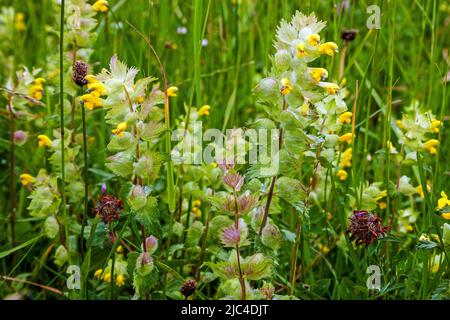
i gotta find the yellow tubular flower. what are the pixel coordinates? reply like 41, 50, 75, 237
15, 13, 26, 31
38, 134, 52, 148
338, 112, 353, 124
88, 82, 106, 97
309, 68, 328, 82
103, 272, 111, 282
85, 74, 99, 85
93, 0, 109, 12
29, 84, 44, 100
116, 274, 125, 287
442, 213, 450, 220
339, 133, 354, 144
307, 34, 320, 46
197, 105, 211, 116
319, 42, 338, 56
300, 102, 309, 116
424, 139, 439, 154
94, 269, 103, 278
80, 93, 102, 110
280, 78, 293, 95
417, 184, 431, 198
116, 245, 123, 254
319, 82, 339, 95
192, 200, 201, 207
167, 86, 178, 97
320, 244, 330, 255
378, 202, 387, 209
297, 42, 306, 58
112, 122, 127, 137
396, 119, 405, 129
135, 96, 145, 104
339, 148, 352, 168
19, 173, 35, 186
337, 169, 348, 181
437, 191, 450, 210
430, 120, 442, 133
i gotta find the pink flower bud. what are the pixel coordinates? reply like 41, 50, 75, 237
145, 235, 158, 254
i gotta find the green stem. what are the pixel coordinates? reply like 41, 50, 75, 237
80, 87, 88, 259
59, 0, 70, 263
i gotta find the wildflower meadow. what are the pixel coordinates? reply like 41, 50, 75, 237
1, 0, 450, 303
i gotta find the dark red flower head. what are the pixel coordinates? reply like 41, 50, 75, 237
347, 210, 389, 246
72, 60, 89, 86
181, 279, 197, 298
92, 194, 123, 223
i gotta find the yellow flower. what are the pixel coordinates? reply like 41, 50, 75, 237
339, 148, 352, 168
424, 139, 439, 154
437, 191, 450, 210
197, 105, 211, 116
35, 78, 46, 86
116, 245, 124, 254
93, 0, 109, 12
378, 202, 387, 209
116, 274, 125, 287
340, 77, 347, 86
80, 93, 102, 110
135, 96, 145, 104
103, 272, 111, 282
29, 84, 44, 101
38, 134, 52, 148
192, 200, 201, 207
396, 119, 405, 129
15, 13, 26, 31
88, 82, 106, 97
337, 169, 348, 181
167, 86, 178, 97
338, 112, 353, 124
320, 245, 330, 255
430, 120, 442, 133
280, 78, 293, 95
307, 34, 320, 46
442, 213, 450, 220
339, 133, 353, 144
300, 102, 309, 116
85, 74, 99, 85
210, 162, 218, 168
405, 224, 414, 232
319, 82, 339, 95
297, 42, 306, 58
94, 269, 103, 278
417, 184, 431, 198
319, 42, 338, 56
112, 122, 127, 137
309, 68, 328, 82
19, 173, 35, 186
192, 207, 202, 218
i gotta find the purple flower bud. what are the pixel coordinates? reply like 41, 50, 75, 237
223, 172, 244, 191
221, 226, 241, 247
136, 252, 154, 276
145, 235, 158, 254
13, 130, 28, 145
101, 182, 107, 195
217, 158, 235, 172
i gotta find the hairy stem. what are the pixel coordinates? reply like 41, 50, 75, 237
233, 189, 246, 300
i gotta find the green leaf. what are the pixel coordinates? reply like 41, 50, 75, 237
0, 235, 43, 259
